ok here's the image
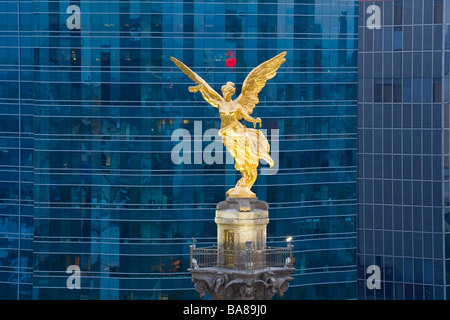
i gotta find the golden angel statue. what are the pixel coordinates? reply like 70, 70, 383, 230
171, 51, 286, 198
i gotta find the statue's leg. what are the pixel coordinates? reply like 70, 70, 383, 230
226, 163, 247, 196
236, 172, 248, 187
246, 167, 257, 190
235, 167, 257, 189
226, 156, 257, 198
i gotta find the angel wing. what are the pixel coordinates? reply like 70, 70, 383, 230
236, 51, 286, 119
170, 56, 224, 108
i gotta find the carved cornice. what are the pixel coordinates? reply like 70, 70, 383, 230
189, 268, 294, 300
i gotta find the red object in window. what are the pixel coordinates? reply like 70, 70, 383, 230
225, 57, 236, 68
225, 50, 236, 69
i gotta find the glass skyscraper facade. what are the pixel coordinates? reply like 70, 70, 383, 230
357, 0, 449, 300
0, 0, 34, 299
1, 0, 358, 300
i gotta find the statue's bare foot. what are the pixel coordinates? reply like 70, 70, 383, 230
227, 186, 256, 198
226, 188, 235, 196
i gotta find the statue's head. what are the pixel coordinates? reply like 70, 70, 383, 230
221, 82, 236, 101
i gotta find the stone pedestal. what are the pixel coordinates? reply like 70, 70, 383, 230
215, 197, 269, 270
188, 197, 295, 300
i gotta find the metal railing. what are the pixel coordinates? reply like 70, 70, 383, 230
255, 247, 293, 269
190, 245, 294, 272
190, 246, 218, 269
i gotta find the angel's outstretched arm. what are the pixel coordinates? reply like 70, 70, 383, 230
238, 106, 262, 128
190, 85, 221, 108
170, 57, 224, 109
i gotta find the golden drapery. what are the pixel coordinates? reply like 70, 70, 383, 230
219, 122, 274, 171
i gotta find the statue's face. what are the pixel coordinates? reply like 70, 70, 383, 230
221, 83, 235, 101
